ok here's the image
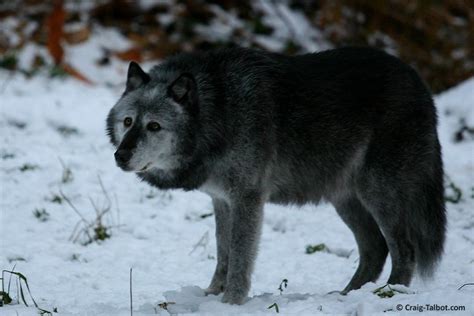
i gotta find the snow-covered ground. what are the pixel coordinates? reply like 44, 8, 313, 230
1, 40, 473, 315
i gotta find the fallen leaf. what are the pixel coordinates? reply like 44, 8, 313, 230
64, 26, 91, 45
113, 47, 142, 62
62, 63, 94, 85
46, 0, 65, 64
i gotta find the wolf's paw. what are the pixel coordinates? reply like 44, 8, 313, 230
205, 274, 226, 296
221, 289, 247, 305
204, 284, 225, 296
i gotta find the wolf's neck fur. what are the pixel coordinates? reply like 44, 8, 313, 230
137, 157, 209, 191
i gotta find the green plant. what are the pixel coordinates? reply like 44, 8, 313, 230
48, 194, 63, 204
33, 208, 50, 222
49, 65, 68, 78
59, 158, 73, 184
0, 53, 18, 70
278, 279, 288, 295
19, 164, 38, 172
268, 302, 280, 313
445, 179, 462, 203
373, 284, 408, 298
61, 176, 119, 245
305, 243, 326, 254
155, 301, 176, 312
55, 124, 79, 137
0, 268, 54, 314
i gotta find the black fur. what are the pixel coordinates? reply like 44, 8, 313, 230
126, 61, 150, 93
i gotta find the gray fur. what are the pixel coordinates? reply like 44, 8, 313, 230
106, 47, 446, 305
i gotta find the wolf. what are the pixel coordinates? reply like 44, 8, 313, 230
106, 47, 446, 305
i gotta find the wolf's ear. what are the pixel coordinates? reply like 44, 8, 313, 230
168, 73, 198, 108
125, 61, 150, 93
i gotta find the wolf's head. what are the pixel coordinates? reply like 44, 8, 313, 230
106, 61, 199, 173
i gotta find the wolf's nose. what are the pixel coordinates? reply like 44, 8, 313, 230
114, 149, 132, 164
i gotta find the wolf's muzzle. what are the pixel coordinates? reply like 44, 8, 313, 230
114, 149, 132, 168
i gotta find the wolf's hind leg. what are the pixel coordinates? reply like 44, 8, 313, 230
358, 192, 416, 287
205, 199, 231, 295
334, 196, 388, 294
372, 216, 415, 286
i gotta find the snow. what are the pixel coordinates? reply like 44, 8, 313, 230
252, 0, 329, 52
1, 41, 474, 316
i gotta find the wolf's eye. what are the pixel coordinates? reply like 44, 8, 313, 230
147, 122, 161, 132
124, 117, 133, 127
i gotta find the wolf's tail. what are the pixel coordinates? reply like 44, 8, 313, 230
410, 149, 446, 278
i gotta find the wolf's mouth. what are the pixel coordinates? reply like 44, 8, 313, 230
139, 162, 152, 172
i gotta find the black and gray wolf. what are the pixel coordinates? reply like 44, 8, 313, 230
106, 46, 446, 305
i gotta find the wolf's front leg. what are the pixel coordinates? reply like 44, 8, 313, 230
205, 199, 231, 295
222, 190, 264, 304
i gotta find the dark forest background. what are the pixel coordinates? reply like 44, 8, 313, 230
1, 0, 473, 93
